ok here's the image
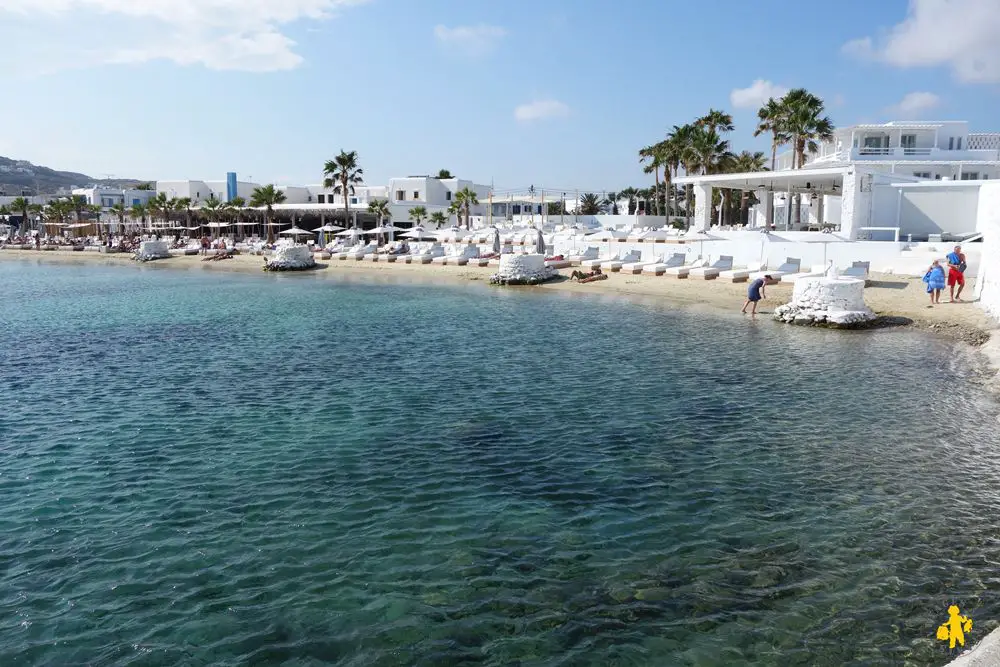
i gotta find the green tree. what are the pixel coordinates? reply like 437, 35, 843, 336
428, 211, 447, 228
201, 195, 226, 222
727, 151, 768, 225
323, 150, 364, 229
69, 195, 87, 223
547, 200, 567, 216
368, 199, 391, 227
150, 192, 179, 228
228, 196, 246, 226
250, 184, 286, 243
408, 206, 428, 226
779, 89, 834, 226
8, 197, 30, 230
453, 187, 479, 228
601, 192, 619, 215
447, 201, 462, 226
130, 203, 148, 230
695, 108, 735, 135
639, 144, 666, 216
618, 186, 639, 215
754, 97, 789, 171
134, 182, 154, 191
177, 197, 193, 227
578, 193, 603, 215
436, 169, 453, 179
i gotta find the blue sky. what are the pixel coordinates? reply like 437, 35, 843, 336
0, 0, 997, 191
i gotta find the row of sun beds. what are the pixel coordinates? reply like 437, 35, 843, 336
561, 248, 870, 283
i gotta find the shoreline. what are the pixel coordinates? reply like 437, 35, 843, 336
2, 248, 998, 381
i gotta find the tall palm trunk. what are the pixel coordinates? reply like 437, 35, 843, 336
653, 167, 660, 217
770, 135, 778, 171
342, 176, 350, 229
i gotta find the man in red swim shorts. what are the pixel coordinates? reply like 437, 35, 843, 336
946, 244, 966, 302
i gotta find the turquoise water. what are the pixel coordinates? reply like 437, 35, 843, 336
2, 259, 1000, 666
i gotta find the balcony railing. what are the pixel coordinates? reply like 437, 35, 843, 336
859, 147, 892, 155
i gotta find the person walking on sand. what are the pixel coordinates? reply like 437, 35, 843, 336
946, 244, 967, 302
924, 259, 946, 306
741, 275, 771, 315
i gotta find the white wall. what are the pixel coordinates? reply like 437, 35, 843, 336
975, 183, 1000, 321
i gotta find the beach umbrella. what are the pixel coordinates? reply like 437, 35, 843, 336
585, 228, 626, 254
280, 226, 314, 236
491, 226, 501, 255
638, 229, 670, 242
535, 227, 546, 255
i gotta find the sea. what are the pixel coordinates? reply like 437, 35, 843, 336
1, 259, 999, 667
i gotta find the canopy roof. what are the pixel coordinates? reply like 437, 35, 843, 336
674, 166, 849, 195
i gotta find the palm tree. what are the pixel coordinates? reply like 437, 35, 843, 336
408, 206, 428, 226
436, 169, 453, 179
368, 199, 391, 228
250, 184, 286, 243
9, 196, 30, 230
130, 203, 148, 231
726, 151, 768, 225
67, 195, 87, 223
618, 186, 639, 215
639, 143, 667, 216
177, 197, 193, 228
696, 109, 735, 135
453, 187, 479, 228
201, 195, 226, 222
108, 202, 127, 238
323, 150, 364, 229
150, 192, 178, 229
228, 196, 246, 228
447, 201, 462, 227
781, 89, 834, 170
27, 203, 43, 231
578, 193, 603, 215
428, 211, 447, 228
603, 191, 620, 215
754, 97, 789, 171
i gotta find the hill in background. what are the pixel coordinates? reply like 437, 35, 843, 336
0, 156, 142, 195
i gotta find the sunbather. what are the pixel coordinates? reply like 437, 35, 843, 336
570, 267, 602, 281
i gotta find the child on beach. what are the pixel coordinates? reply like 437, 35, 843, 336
923, 260, 946, 306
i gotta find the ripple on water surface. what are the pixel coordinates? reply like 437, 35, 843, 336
1, 261, 999, 666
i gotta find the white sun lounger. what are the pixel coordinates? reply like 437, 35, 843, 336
642, 253, 686, 276
349, 244, 377, 260
842, 261, 871, 281
580, 253, 620, 270
566, 246, 599, 265
621, 254, 665, 274
749, 257, 801, 282
782, 264, 828, 283
689, 255, 733, 280
602, 250, 642, 272
333, 244, 365, 260
719, 261, 762, 283
663, 257, 708, 278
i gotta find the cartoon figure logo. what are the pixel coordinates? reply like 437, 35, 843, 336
937, 605, 973, 649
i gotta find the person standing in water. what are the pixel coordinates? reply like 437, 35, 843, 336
946, 244, 967, 302
741, 275, 771, 315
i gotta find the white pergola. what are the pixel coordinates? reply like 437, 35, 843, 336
674, 166, 869, 237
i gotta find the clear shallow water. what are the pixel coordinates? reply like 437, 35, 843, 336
1, 260, 999, 667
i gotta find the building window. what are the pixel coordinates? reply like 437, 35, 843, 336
913, 171, 931, 179
133, 199, 140, 206
957, 137, 963, 150
948, 137, 954, 150
317, 194, 325, 203
961, 172, 979, 180
446, 191, 452, 201
512, 204, 521, 215
396, 190, 405, 201
413, 190, 420, 200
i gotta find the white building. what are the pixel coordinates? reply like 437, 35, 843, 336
777, 120, 1000, 181
72, 186, 157, 210
156, 179, 258, 204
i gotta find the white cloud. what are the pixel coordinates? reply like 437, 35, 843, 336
729, 79, 790, 109
433, 24, 506, 57
842, 0, 1000, 83
888, 91, 942, 117
514, 100, 570, 122
0, 0, 369, 72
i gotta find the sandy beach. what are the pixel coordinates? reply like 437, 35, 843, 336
2, 247, 997, 347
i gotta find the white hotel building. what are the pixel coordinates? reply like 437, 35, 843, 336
777, 120, 1000, 181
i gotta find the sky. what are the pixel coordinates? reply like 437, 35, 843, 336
1, 0, 998, 192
